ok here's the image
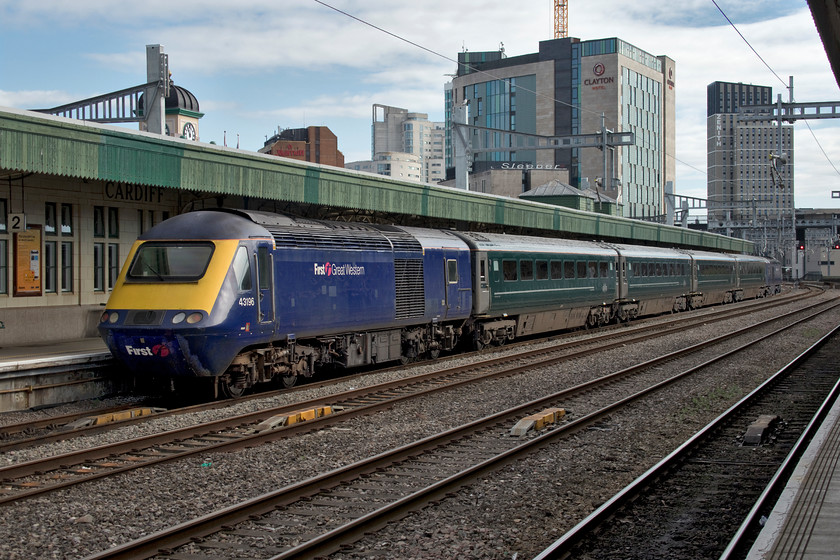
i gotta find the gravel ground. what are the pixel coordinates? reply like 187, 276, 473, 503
0, 289, 837, 560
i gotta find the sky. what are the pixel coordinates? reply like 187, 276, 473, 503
1, 0, 839, 211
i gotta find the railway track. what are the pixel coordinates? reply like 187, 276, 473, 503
0, 285, 814, 454
68, 297, 840, 559
0, 292, 828, 508
534, 323, 840, 560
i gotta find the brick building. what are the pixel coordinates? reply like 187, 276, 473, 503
260, 126, 345, 168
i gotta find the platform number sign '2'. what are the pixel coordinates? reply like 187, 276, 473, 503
9, 214, 26, 232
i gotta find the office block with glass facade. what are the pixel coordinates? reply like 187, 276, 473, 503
447, 37, 675, 220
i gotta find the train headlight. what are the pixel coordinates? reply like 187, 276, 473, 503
171, 312, 186, 324
101, 312, 120, 324
186, 312, 203, 324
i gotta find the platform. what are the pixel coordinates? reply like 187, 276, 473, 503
0, 337, 110, 372
0, 338, 114, 413
746, 386, 840, 559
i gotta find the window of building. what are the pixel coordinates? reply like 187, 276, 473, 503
0, 240, 7, 294
61, 241, 73, 292
61, 204, 73, 236
108, 207, 119, 238
94, 206, 105, 237
0, 199, 7, 233
108, 243, 120, 288
94, 243, 105, 292
45, 202, 57, 235
44, 241, 57, 293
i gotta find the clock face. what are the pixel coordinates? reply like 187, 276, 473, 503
183, 122, 196, 141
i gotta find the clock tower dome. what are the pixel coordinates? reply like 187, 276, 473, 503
163, 81, 203, 141
140, 80, 204, 141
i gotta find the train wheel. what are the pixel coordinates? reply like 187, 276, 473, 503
400, 351, 416, 365
219, 377, 246, 399
474, 331, 492, 350
279, 373, 298, 389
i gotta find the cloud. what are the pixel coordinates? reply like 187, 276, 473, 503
0, 90, 76, 109
2, 0, 837, 208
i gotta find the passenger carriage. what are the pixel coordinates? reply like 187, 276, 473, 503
616, 244, 694, 314
454, 232, 620, 343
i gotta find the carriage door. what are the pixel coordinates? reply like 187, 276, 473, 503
255, 244, 275, 326
444, 254, 461, 319
473, 254, 491, 314
618, 256, 628, 299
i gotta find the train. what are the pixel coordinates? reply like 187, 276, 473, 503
98, 209, 783, 398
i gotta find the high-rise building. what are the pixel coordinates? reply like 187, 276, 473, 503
355, 104, 445, 184
447, 37, 675, 220
706, 81, 793, 246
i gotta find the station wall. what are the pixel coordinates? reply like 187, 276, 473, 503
0, 173, 179, 345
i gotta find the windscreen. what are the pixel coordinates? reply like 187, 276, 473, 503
127, 242, 215, 281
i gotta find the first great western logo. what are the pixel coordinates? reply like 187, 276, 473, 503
313, 262, 366, 276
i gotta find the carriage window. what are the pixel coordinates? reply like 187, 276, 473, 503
127, 242, 214, 281
447, 259, 458, 283
587, 262, 597, 278
232, 246, 252, 291
520, 260, 533, 281
479, 259, 486, 282
565, 261, 576, 279
536, 260, 548, 280
599, 262, 609, 278
551, 260, 563, 279
655, 263, 662, 276
577, 261, 587, 279
502, 259, 518, 281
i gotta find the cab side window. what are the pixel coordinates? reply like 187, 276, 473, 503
232, 246, 252, 291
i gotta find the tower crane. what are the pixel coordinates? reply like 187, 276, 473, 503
554, 0, 568, 39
